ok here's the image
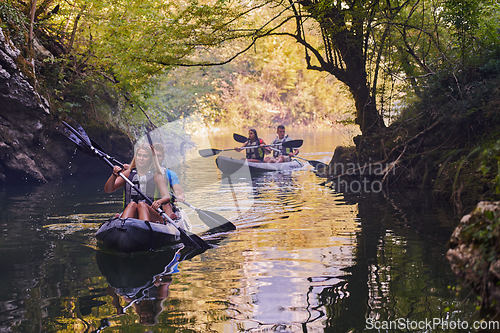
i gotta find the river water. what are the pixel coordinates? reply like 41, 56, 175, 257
0, 127, 489, 332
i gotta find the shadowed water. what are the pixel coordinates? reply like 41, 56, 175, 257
0, 128, 487, 332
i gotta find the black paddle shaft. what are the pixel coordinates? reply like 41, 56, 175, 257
103, 157, 210, 250
61, 119, 210, 250
64, 124, 235, 231
233, 133, 303, 148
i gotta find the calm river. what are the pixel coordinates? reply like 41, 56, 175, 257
0, 127, 487, 332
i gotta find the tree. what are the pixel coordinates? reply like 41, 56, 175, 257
140, 0, 446, 135
36, 0, 500, 135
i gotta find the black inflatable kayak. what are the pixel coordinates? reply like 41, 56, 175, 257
95, 217, 182, 253
215, 156, 304, 175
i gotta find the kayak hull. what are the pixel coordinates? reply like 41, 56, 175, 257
95, 217, 182, 253
215, 156, 303, 175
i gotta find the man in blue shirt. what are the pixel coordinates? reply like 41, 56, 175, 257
153, 143, 185, 202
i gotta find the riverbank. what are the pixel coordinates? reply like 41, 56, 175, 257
318, 68, 500, 214
316, 68, 500, 314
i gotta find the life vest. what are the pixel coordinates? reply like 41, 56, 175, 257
272, 135, 292, 158
246, 139, 265, 161
161, 167, 174, 203
123, 169, 160, 207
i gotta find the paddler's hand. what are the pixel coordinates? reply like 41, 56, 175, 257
162, 203, 178, 220
151, 200, 163, 210
112, 165, 123, 177
235, 147, 242, 152
161, 211, 178, 221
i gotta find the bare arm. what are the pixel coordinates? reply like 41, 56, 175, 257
152, 173, 171, 210
261, 140, 271, 154
104, 165, 130, 193
172, 184, 185, 202
235, 141, 248, 152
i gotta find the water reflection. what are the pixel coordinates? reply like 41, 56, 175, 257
205, 171, 360, 332
0, 129, 486, 332
94, 246, 197, 329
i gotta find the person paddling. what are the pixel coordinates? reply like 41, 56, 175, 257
234, 129, 271, 162
153, 143, 185, 202
152, 142, 192, 231
104, 144, 177, 222
264, 125, 299, 163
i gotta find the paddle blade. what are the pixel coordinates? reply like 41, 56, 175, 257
233, 133, 247, 143
198, 148, 220, 157
63, 117, 93, 147
60, 120, 95, 156
197, 209, 236, 231
309, 160, 328, 169
90, 138, 105, 153
283, 139, 303, 148
179, 228, 212, 250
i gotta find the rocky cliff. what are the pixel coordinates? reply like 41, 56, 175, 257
447, 201, 500, 312
0, 28, 131, 184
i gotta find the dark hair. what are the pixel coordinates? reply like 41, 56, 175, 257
248, 128, 259, 143
277, 125, 285, 130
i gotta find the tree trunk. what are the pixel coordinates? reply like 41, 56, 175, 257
301, 1, 385, 135
350, 77, 384, 134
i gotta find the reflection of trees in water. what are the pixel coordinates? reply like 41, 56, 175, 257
228, 172, 307, 218
314, 191, 478, 332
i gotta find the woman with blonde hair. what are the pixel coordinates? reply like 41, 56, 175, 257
104, 144, 176, 222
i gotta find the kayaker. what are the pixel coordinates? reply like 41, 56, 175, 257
234, 129, 271, 162
104, 144, 177, 222
152, 143, 191, 230
264, 125, 299, 163
153, 143, 185, 202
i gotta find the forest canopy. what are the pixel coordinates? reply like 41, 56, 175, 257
2, 0, 500, 133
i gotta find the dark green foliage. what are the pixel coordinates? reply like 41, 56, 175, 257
481, 140, 500, 195
0, 0, 28, 38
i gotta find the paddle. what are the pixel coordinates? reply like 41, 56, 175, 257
65, 122, 236, 232
267, 146, 328, 169
235, 133, 327, 168
95, 154, 236, 232
199, 145, 280, 157
233, 133, 248, 143
145, 131, 236, 231
198, 133, 302, 158
233, 133, 304, 148
291, 156, 328, 169
199, 147, 242, 157
60, 118, 211, 250
168, 192, 236, 231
